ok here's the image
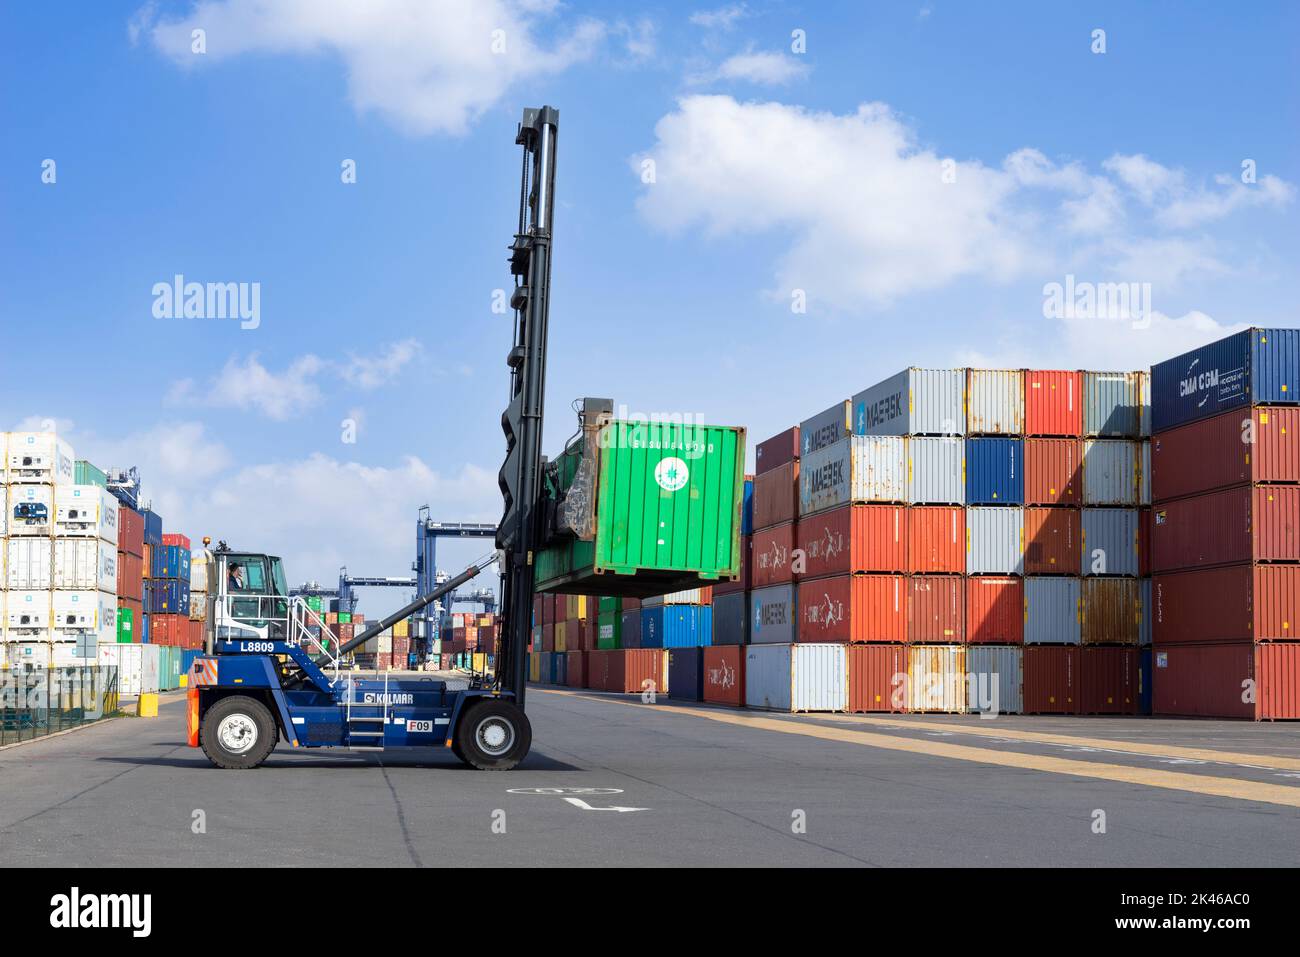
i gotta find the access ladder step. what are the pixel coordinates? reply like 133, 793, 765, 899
348, 717, 386, 723
349, 730, 384, 738
347, 746, 385, 752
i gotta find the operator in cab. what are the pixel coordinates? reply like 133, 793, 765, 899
228, 563, 245, 592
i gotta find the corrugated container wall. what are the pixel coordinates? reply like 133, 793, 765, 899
799, 574, 906, 643
852, 368, 966, 437
1151, 406, 1300, 501
1023, 370, 1082, 437
966, 645, 1023, 715
800, 402, 851, 458
711, 591, 748, 645
1152, 643, 1255, 719
1024, 577, 1082, 645
1023, 645, 1080, 714
1152, 486, 1300, 571
966, 369, 1024, 435
752, 460, 799, 529
907, 436, 964, 504
1023, 438, 1082, 506
799, 435, 906, 515
1024, 507, 1081, 575
745, 643, 847, 712
1151, 328, 1300, 432
907, 506, 964, 574
755, 427, 799, 476
965, 438, 1023, 504
1081, 578, 1140, 645
798, 504, 906, 577
907, 576, 965, 643
1082, 439, 1139, 505
1153, 565, 1299, 644
907, 645, 968, 713
847, 644, 909, 712
750, 584, 797, 644
1084, 372, 1142, 437
965, 507, 1025, 575
966, 576, 1024, 644
1081, 508, 1139, 577
1081, 646, 1139, 714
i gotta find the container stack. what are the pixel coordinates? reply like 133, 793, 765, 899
2, 431, 120, 669
1150, 328, 1300, 719
146, 532, 200, 649
703, 474, 752, 706
116, 503, 145, 643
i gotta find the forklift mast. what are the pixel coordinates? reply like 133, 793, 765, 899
497, 106, 559, 708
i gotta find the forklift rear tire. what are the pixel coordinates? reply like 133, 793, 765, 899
455, 700, 531, 770
200, 695, 277, 770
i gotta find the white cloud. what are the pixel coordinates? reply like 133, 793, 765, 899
1104, 153, 1295, 229
168, 341, 422, 420
613, 17, 656, 62
710, 50, 809, 85
169, 353, 325, 421
634, 96, 1296, 311
635, 96, 1029, 308
135, 0, 605, 136
689, 4, 749, 29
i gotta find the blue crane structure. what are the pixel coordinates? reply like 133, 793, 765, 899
413, 506, 497, 642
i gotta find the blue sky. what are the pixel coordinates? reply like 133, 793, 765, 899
3, 1, 1297, 617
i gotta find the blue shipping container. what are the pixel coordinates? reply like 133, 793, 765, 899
1138, 646, 1153, 715
741, 478, 755, 535
150, 545, 192, 580
142, 509, 164, 547
140, 612, 151, 644
1151, 328, 1300, 432
668, 647, 706, 701
965, 437, 1024, 504
640, 605, 713, 649
551, 651, 566, 685
181, 649, 203, 676
146, 579, 191, 615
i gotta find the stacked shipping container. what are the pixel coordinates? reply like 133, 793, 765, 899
1149, 328, 1300, 718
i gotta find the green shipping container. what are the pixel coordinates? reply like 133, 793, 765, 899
117, 606, 134, 643
76, 460, 108, 488
596, 610, 622, 650
306, 595, 323, 612
338, 612, 352, 623
598, 596, 621, 615
536, 420, 746, 597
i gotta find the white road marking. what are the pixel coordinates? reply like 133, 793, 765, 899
563, 797, 649, 813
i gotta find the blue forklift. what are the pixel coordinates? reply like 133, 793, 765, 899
186, 107, 561, 771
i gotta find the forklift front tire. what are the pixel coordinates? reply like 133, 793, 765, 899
455, 700, 531, 770
200, 695, 277, 769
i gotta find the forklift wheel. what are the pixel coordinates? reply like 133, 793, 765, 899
455, 700, 531, 770
200, 695, 277, 769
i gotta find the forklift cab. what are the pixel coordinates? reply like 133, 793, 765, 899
213, 550, 291, 642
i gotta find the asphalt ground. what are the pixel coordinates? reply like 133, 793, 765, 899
1, 686, 1297, 867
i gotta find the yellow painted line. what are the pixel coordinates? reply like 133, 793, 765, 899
535, 689, 1300, 809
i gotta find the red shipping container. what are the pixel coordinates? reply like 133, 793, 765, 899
1258, 644, 1300, 719
162, 533, 191, 550
606, 649, 666, 694
566, 650, 587, 688
119, 597, 143, 636
906, 506, 963, 573
847, 644, 909, 713
1154, 564, 1300, 644
581, 650, 602, 689
541, 622, 554, 653
1024, 370, 1082, 437
966, 576, 1024, 644
1152, 485, 1300, 572
1152, 642, 1256, 718
1023, 438, 1082, 506
532, 595, 543, 626
713, 534, 751, 595
1023, 645, 1080, 714
1151, 406, 1300, 502
752, 460, 799, 530
1023, 507, 1081, 575
117, 507, 144, 558
116, 551, 144, 601
755, 426, 799, 476
798, 504, 906, 576
907, 576, 965, 643
751, 522, 796, 587
703, 645, 745, 707
797, 574, 906, 643
1081, 646, 1138, 714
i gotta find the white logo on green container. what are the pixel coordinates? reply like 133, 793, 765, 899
655, 457, 689, 492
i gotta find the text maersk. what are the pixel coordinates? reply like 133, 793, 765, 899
807, 459, 845, 493
859, 391, 905, 431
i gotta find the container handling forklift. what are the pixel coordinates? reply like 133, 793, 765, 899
186, 106, 560, 771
